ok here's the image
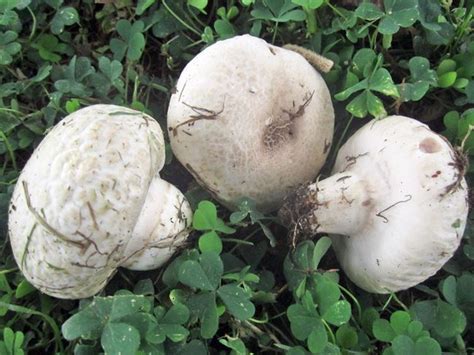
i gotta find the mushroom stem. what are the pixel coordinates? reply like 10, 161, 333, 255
280, 172, 371, 236
122, 177, 192, 270
283, 44, 334, 73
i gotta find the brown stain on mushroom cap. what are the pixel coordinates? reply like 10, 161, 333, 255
419, 137, 442, 153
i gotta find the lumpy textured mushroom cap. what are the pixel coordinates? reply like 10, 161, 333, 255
167, 35, 334, 212
331, 116, 469, 293
8, 105, 191, 299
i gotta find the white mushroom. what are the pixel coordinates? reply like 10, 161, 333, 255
280, 115, 469, 293
167, 34, 335, 212
8, 105, 192, 299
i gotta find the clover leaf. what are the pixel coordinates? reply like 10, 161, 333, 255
440, 274, 474, 324
371, 310, 443, 354
355, 0, 419, 35
53, 56, 95, 97
193, 201, 235, 234
136, 0, 155, 15
149, 304, 190, 343
110, 20, 146, 62
287, 292, 328, 353
0, 327, 25, 355
188, 0, 208, 12
335, 49, 399, 118
179, 251, 255, 338
0, 31, 21, 65
398, 57, 438, 101
62, 294, 151, 342
31, 34, 70, 63
410, 299, 466, 340
101, 323, 140, 355
151, 6, 186, 38
417, 0, 454, 45
284, 238, 335, 294
292, 0, 323, 10
378, 0, 419, 35
251, 0, 306, 23
219, 336, 247, 355
50, 7, 79, 34
89, 57, 124, 97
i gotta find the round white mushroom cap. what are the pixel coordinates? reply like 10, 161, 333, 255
8, 105, 192, 299
280, 115, 469, 293
167, 34, 334, 212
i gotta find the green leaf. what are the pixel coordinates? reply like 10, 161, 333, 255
152, 7, 186, 38
188, 0, 208, 11
193, 200, 219, 230
352, 48, 377, 77
312, 236, 332, 270
199, 231, 223, 254
61, 305, 103, 340
314, 277, 341, 314
391, 334, 414, 355
425, 22, 455, 45
251, 0, 305, 23
346, 91, 368, 118
369, 68, 399, 97
441, 275, 457, 305
366, 91, 387, 118
133, 279, 154, 296
287, 303, 320, 340
307, 321, 328, 353
406, 320, 423, 339
292, 0, 324, 10
179, 252, 223, 291
219, 337, 246, 354
111, 20, 145, 61
101, 323, 140, 355
418, 0, 442, 31
336, 324, 358, 349
334, 79, 368, 101
0, 31, 20, 65
214, 19, 235, 39
355, 2, 384, 20
379, 0, 419, 35
109, 295, 150, 321
390, 311, 411, 335
193, 200, 235, 234
179, 260, 216, 291
162, 303, 190, 325
410, 299, 466, 338
217, 284, 255, 320
414, 337, 441, 355
127, 32, 146, 61
51, 7, 79, 34
373, 318, 396, 341
362, 308, 380, 335
438, 72, 457, 88
453, 78, 469, 89
175, 340, 208, 355
15, 279, 36, 299
399, 56, 437, 101
200, 252, 224, 289
437, 59, 457, 75
136, 0, 155, 15
98, 57, 123, 82
322, 300, 351, 326
187, 292, 218, 338
378, 16, 399, 35
32, 34, 63, 63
